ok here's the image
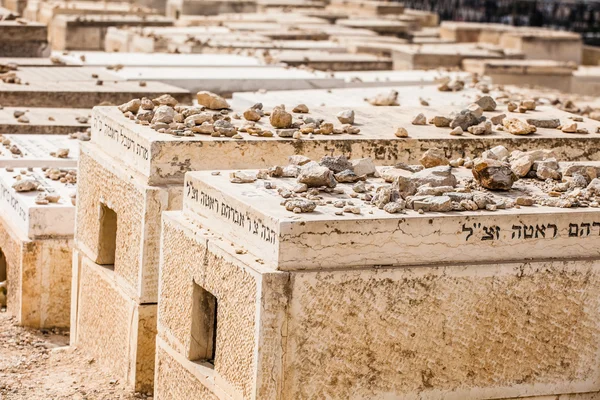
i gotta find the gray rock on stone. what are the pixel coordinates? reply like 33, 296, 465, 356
472, 159, 517, 190
319, 155, 352, 173
450, 110, 485, 131
411, 166, 457, 188
412, 195, 453, 212
526, 118, 560, 129
412, 113, 427, 125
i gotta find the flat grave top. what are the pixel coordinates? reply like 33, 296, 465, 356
38, 0, 157, 14
0, 80, 191, 108
54, 51, 265, 67
335, 18, 410, 32
0, 57, 64, 67
0, 134, 79, 167
11, 67, 122, 83
0, 167, 75, 239
185, 39, 348, 52
392, 43, 523, 57
232, 85, 481, 109
176, 12, 328, 26
502, 28, 581, 41
92, 103, 600, 185
54, 13, 173, 27
256, 0, 326, 8
120, 25, 235, 37
0, 107, 90, 134
114, 66, 335, 80
333, 69, 469, 86
0, 20, 46, 41
114, 65, 344, 93
440, 21, 513, 32
463, 58, 577, 76
573, 66, 600, 79
183, 164, 600, 270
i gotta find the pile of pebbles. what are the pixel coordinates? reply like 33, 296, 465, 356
117, 92, 361, 139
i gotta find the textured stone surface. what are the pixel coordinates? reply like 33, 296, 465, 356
75, 255, 157, 393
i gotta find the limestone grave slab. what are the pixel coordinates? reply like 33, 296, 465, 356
113, 66, 344, 94
10, 66, 123, 83
328, 0, 404, 16
462, 59, 577, 92
335, 69, 469, 87
0, 20, 50, 57
572, 67, 600, 97
0, 107, 91, 134
256, 0, 326, 10
36, 1, 158, 26
0, 80, 191, 108
50, 14, 173, 51
0, 167, 75, 239
391, 43, 524, 70
439, 21, 512, 43
335, 18, 411, 36
0, 57, 64, 67
270, 50, 393, 71
175, 11, 329, 26
0, 134, 79, 167
54, 51, 264, 67
232, 84, 482, 109
170, 39, 349, 54
183, 167, 600, 271
158, 206, 600, 399
91, 104, 600, 187
166, 0, 257, 19
499, 29, 582, 64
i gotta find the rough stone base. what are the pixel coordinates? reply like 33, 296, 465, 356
73, 251, 157, 393
0, 215, 71, 328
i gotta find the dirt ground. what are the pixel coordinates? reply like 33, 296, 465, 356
0, 309, 145, 400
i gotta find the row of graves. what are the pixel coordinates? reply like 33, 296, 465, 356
3, 0, 600, 398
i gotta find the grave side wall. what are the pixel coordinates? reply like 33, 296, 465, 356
282, 260, 600, 399
75, 255, 157, 392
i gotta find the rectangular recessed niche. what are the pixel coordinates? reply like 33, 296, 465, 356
189, 281, 218, 366
98, 203, 118, 268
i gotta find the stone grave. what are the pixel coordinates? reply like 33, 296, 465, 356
0, 107, 91, 134
391, 43, 523, 70
50, 14, 173, 51
0, 20, 50, 57
153, 163, 600, 399
54, 51, 264, 68
327, 0, 405, 16
0, 134, 79, 167
71, 92, 600, 392
571, 67, 600, 97
269, 51, 393, 71
231, 84, 482, 109
112, 66, 345, 94
0, 80, 191, 108
499, 29, 583, 64
335, 18, 412, 36
166, 0, 257, 19
462, 59, 577, 93
0, 166, 76, 329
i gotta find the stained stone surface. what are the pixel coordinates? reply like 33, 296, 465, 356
92, 104, 600, 186
0, 107, 91, 134
0, 167, 76, 239
0, 134, 79, 167
0, 81, 191, 108
183, 167, 600, 270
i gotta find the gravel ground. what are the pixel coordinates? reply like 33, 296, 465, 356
0, 309, 144, 400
